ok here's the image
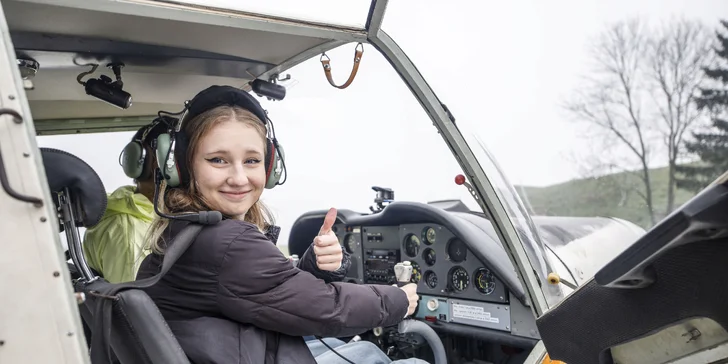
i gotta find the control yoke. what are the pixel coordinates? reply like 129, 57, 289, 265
393, 260, 447, 364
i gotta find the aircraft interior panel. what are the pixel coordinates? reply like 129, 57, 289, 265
360, 226, 403, 284
332, 220, 540, 337
399, 223, 509, 305
334, 224, 365, 284
292, 201, 542, 347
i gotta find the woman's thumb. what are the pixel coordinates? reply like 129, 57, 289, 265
318, 207, 338, 236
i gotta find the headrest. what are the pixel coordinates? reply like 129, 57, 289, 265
40, 148, 108, 228
181, 85, 268, 126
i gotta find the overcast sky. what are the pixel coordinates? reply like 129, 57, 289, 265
37, 0, 728, 249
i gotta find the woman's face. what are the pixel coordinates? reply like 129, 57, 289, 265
192, 120, 266, 219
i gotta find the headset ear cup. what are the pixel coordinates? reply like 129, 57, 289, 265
264, 138, 275, 189
121, 141, 144, 179
265, 139, 284, 189
155, 133, 181, 187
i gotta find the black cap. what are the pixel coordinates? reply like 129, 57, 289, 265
181, 85, 268, 126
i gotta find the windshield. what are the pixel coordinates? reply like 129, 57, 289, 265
469, 132, 552, 288
160, 0, 371, 28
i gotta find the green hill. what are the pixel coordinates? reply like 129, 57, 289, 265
517, 166, 698, 229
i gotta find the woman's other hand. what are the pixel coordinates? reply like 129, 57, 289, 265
314, 208, 343, 272
399, 283, 419, 316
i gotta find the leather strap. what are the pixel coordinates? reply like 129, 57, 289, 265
320, 43, 363, 89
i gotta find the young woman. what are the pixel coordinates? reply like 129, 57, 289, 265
136, 85, 422, 364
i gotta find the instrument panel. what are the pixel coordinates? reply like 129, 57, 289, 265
335, 223, 509, 305
291, 202, 541, 341
400, 223, 509, 305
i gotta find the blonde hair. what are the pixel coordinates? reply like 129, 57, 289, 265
144, 105, 275, 254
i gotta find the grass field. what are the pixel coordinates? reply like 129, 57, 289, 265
517, 166, 698, 229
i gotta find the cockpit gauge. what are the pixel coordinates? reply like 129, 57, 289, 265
410, 261, 422, 283
446, 238, 467, 263
423, 248, 436, 266
423, 227, 436, 245
424, 270, 438, 289
474, 267, 496, 295
404, 234, 420, 257
343, 234, 357, 254
448, 266, 469, 292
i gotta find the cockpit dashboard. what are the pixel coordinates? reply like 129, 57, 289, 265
288, 201, 541, 347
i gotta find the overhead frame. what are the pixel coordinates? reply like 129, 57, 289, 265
15, 0, 369, 43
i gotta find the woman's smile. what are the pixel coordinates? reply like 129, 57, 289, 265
219, 190, 251, 201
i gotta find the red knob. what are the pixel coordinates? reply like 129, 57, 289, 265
454, 174, 466, 185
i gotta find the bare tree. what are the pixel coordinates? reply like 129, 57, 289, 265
647, 18, 714, 212
564, 17, 713, 225
565, 19, 657, 225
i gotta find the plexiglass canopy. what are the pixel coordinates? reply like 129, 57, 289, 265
164, 0, 372, 28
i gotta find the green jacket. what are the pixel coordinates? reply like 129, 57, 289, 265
82, 185, 154, 283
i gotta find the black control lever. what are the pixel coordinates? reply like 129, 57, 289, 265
394, 261, 413, 287
0, 108, 43, 207
392, 261, 448, 364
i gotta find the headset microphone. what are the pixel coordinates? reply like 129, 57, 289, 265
152, 169, 223, 225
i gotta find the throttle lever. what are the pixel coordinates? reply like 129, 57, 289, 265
393, 261, 448, 364
394, 261, 413, 287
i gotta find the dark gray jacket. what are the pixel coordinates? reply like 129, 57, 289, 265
137, 219, 409, 364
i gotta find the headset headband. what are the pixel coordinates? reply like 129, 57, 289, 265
139, 118, 168, 144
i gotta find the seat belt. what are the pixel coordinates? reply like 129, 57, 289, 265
80, 222, 204, 364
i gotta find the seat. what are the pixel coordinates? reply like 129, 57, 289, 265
40, 147, 191, 364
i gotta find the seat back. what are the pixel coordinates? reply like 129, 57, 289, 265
78, 280, 190, 364
40, 147, 190, 364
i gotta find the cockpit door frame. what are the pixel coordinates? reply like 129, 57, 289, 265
0, 2, 90, 363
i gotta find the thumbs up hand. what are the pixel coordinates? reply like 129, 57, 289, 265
313, 208, 344, 272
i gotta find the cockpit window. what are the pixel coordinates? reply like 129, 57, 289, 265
163, 0, 371, 28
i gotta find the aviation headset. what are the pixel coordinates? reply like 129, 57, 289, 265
154, 85, 286, 190
120, 118, 172, 181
